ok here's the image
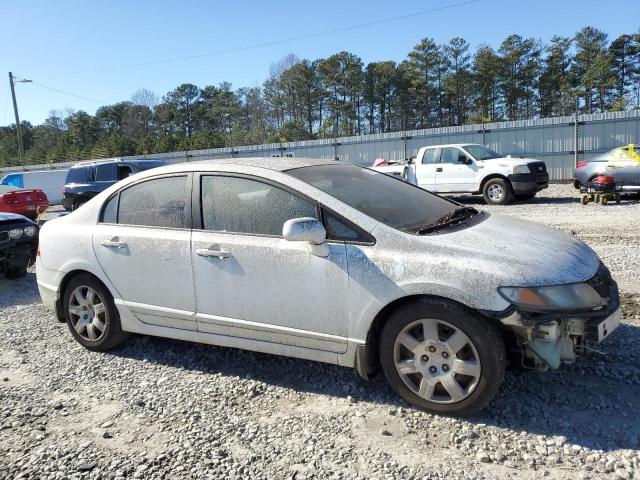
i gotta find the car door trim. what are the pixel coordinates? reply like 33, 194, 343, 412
196, 311, 360, 353
115, 299, 197, 331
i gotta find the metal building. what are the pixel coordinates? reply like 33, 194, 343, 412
2, 110, 639, 181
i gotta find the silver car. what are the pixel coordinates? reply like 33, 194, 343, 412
36, 158, 621, 416
574, 145, 640, 194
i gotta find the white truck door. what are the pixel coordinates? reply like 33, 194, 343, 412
415, 148, 438, 191
435, 147, 477, 192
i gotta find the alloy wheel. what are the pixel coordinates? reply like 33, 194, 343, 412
68, 286, 107, 342
393, 318, 481, 404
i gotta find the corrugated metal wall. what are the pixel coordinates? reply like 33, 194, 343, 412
2, 110, 639, 181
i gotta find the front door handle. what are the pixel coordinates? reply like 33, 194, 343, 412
436, 167, 443, 172
196, 247, 231, 259
100, 238, 127, 249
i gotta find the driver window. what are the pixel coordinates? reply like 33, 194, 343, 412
439, 148, 461, 164
422, 149, 437, 164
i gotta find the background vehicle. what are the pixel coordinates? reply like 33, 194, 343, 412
62, 158, 166, 211
573, 144, 640, 194
0, 185, 49, 219
371, 144, 549, 205
1, 212, 38, 279
1, 169, 68, 204
37, 158, 618, 416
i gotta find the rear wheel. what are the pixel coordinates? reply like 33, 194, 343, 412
63, 274, 129, 351
72, 198, 87, 211
379, 298, 506, 416
482, 178, 512, 205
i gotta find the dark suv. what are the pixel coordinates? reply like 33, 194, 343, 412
62, 159, 166, 211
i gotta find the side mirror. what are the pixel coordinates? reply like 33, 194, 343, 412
282, 217, 329, 257
458, 154, 472, 165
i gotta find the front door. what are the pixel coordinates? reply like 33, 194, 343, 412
435, 147, 477, 192
92, 175, 197, 330
191, 174, 350, 353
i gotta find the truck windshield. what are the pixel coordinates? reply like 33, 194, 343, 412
287, 164, 460, 234
464, 145, 501, 160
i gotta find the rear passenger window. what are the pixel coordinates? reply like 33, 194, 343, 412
422, 149, 437, 164
201, 176, 317, 236
117, 176, 187, 228
95, 163, 115, 181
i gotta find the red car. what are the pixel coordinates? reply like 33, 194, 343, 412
0, 185, 49, 219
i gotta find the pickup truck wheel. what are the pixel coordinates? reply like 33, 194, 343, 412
379, 298, 505, 416
483, 179, 512, 205
63, 273, 130, 351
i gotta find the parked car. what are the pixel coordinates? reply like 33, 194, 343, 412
1, 169, 69, 204
573, 144, 640, 194
62, 158, 166, 211
36, 158, 619, 416
371, 144, 549, 205
0, 185, 49, 219
1, 212, 38, 279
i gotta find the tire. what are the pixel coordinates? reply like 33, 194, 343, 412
72, 199, 87, 211
515, 193, 536, 201
63, 273, 129, 351
482, 178, 512, 205
5, 264, 28, 279
379, 297, 506, 416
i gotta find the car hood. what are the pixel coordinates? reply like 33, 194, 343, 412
418, 214, 600, 288
481, 156, 541, 167
0, 212, 31, 223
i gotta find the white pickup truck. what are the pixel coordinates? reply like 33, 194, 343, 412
372, 143, 549, 205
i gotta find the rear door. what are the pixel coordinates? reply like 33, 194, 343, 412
92, 174, 197, 330
435, 147, 477, 192
415, 148, 438, 191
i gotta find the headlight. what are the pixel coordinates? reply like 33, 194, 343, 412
23, 226, 37, 237
8, 228, 23, 239
498, 283, 604, 312
512, 165, 529, 174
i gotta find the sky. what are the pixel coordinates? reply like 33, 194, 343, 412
1, 0, 639, 126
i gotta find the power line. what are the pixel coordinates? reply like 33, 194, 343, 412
34, 0, 480, 77
28, 81, 106, 104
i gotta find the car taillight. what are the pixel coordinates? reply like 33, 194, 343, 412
36, 247, 41, 257
576, 161, 589, 169
62, 187, 68, 196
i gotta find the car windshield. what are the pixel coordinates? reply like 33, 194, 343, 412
464, 145, 501, 160
288, 164, 462, 234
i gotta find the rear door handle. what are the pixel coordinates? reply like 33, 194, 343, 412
436, 167, 443, 172
196, 248, 231, 259
100, 238, 127, 249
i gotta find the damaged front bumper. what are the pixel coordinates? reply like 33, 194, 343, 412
491, 267, 621, 370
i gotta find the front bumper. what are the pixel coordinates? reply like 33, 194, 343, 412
0, 240, 36, 273
495, 266, 620, 369
508, 172, 549, 194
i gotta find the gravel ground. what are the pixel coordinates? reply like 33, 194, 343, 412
1, 184, 639, 480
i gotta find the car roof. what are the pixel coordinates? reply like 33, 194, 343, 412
140, 157, 341, 175
424, 143, 480, 149
73, 158, 163, 168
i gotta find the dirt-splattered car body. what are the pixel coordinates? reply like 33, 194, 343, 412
36, 158, 620, 414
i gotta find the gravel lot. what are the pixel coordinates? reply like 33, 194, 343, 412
1, 184, 639, 480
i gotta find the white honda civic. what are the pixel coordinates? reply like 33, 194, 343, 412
36, 158, 620, 416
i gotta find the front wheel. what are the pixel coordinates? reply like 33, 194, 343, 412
63, 273, 129, 351
482, 178, 512, 205
379, 298, 506, 416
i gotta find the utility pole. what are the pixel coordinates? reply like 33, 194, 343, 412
8, 72, 31, 166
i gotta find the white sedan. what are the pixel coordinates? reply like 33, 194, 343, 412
36, 158, 620, 415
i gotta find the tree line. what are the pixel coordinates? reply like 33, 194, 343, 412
1, 26, 639, 168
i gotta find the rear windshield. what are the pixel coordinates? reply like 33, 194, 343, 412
288, 164, 458, 233
66, 167, 89, 184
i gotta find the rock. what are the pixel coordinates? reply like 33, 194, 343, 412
77, 462, 96, 472
380, 430, 392, 436
476, 452, 491, 463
